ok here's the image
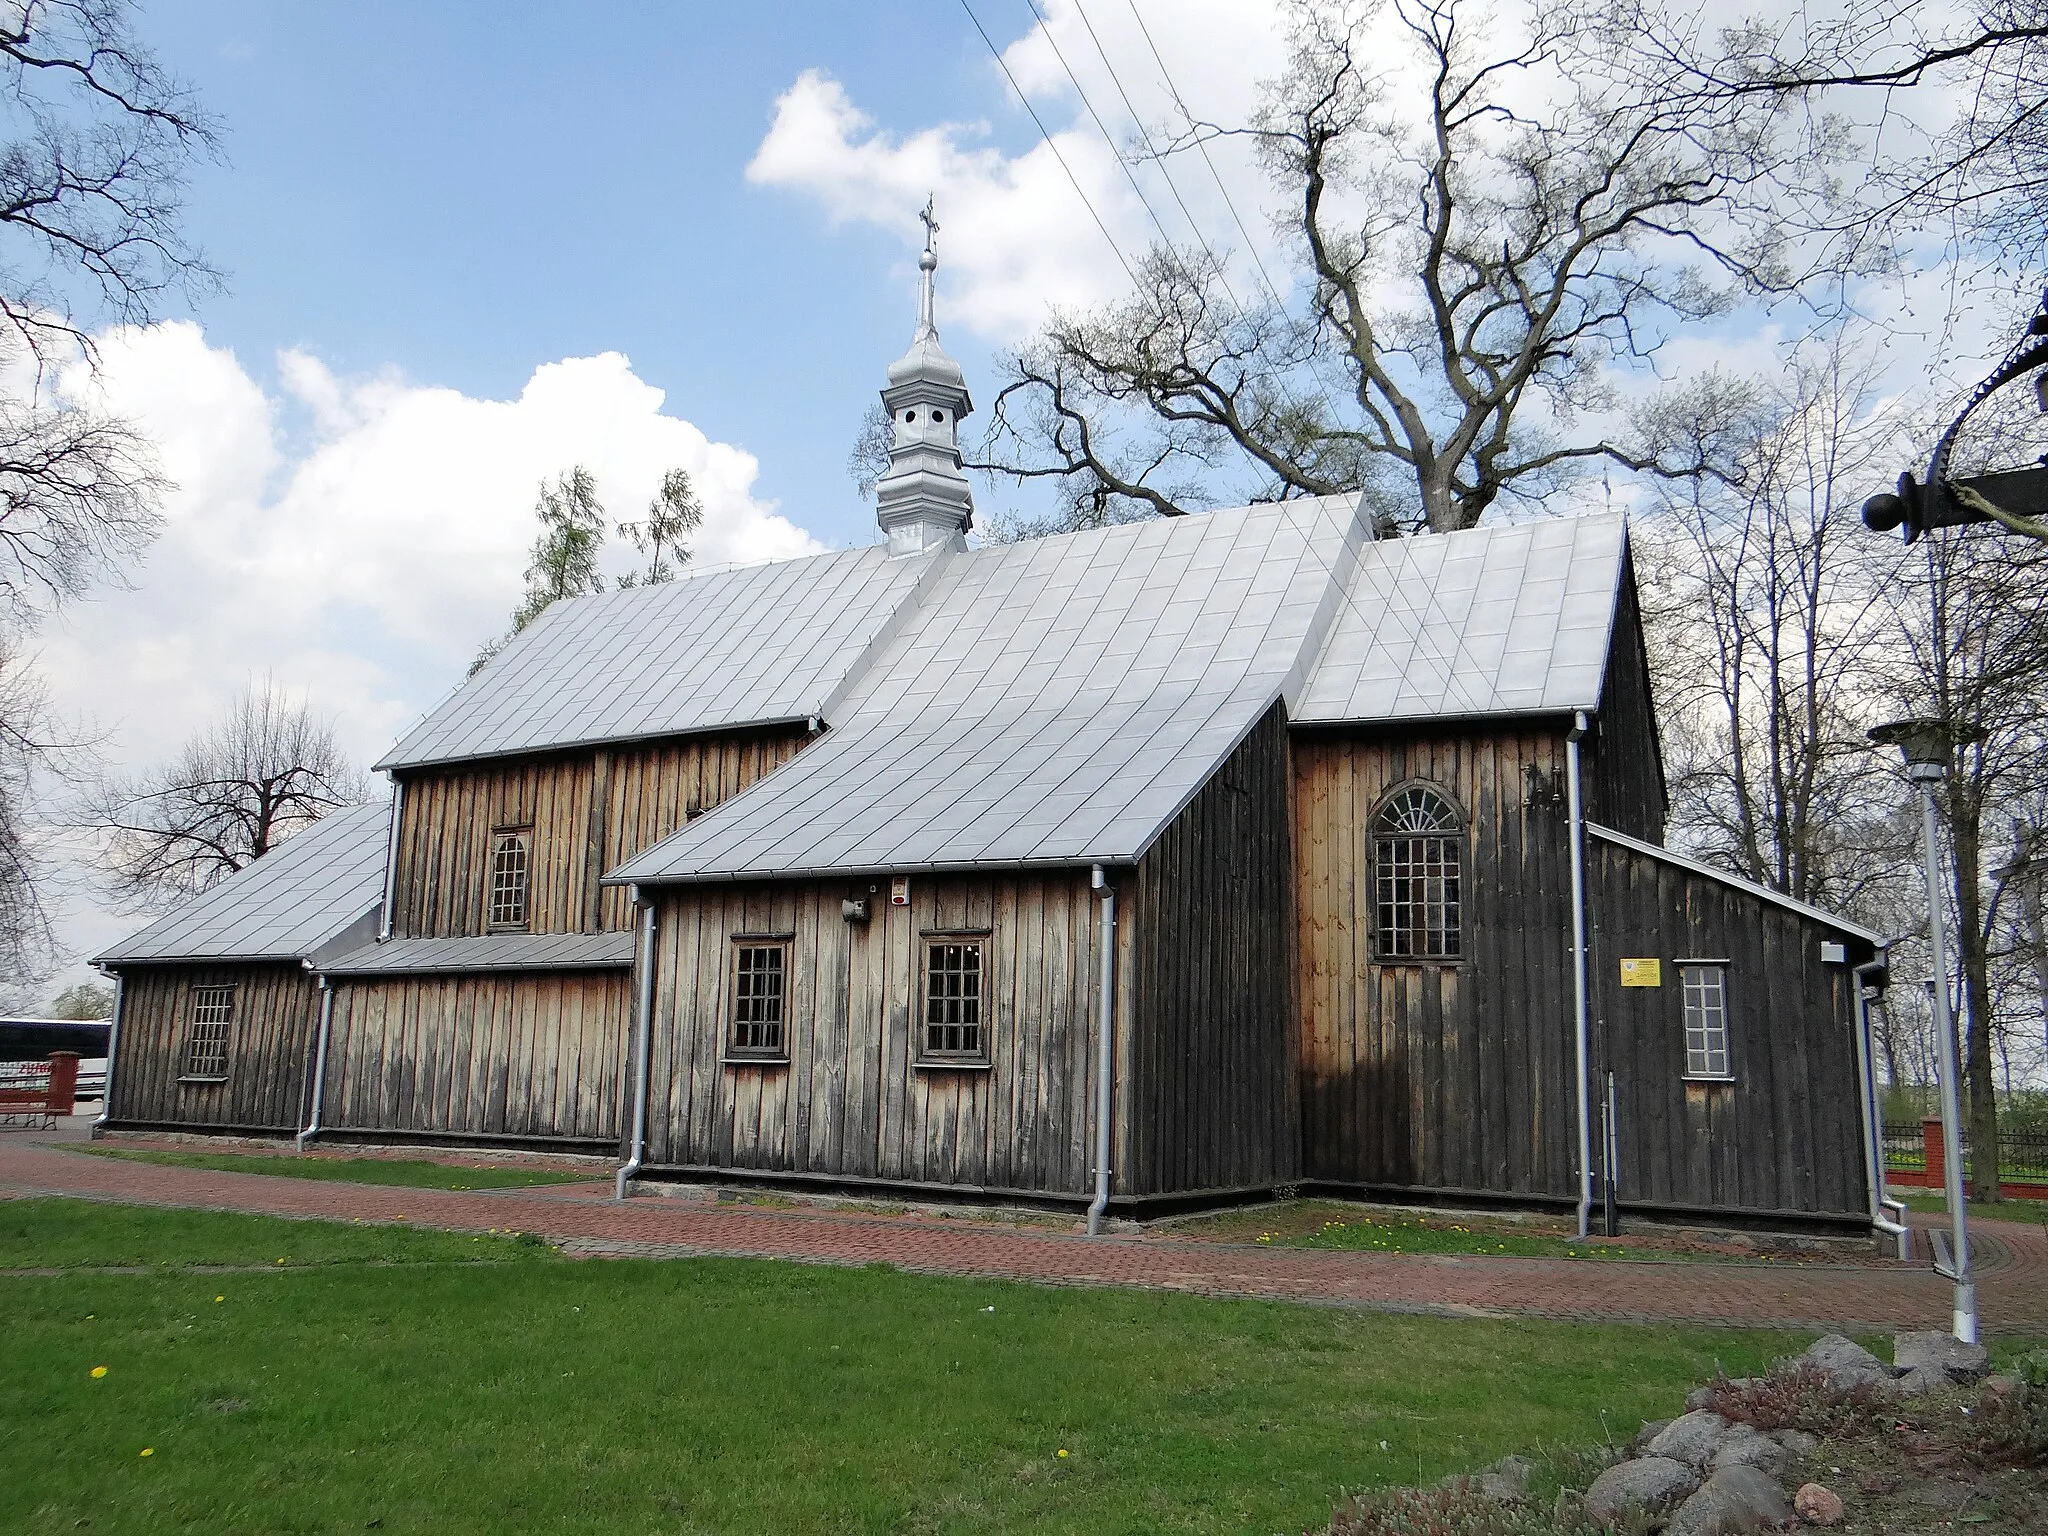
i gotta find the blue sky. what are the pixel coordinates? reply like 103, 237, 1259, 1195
145, 0, 1047, 552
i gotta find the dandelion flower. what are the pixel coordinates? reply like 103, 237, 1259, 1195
1057, 1449, 1069, 1459
140, 1448, 153, 1457
90, 1366, 108, 1379
275, 1257, 286, 1265
215, 1295, 225, 1303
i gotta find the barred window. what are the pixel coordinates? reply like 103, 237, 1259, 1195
1373, 786, 1463, 960
184, 985, 235, 1079
922, 940, 985, 1062
487, 828, 530, 929
730, 942, 789, 1057
1681, 964, 1732, 1079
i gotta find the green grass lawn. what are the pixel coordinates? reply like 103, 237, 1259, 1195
0, 1198, 1819, 1535
73, 1145, 596, 1192
1889, 1188, 2048, 1226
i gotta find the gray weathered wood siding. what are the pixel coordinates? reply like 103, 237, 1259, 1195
391, 728, 809, 939
1293, 726, 1581, 1199
1581, 563, 1667, 842
1123, 703, 1300, 1196
1587, 841, 1871, 1219
106, 963, 320, 1132
319, 971, 632, 1145
644, 873, 1108, 1195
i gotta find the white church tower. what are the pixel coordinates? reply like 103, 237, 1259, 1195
874, 199, 974, 556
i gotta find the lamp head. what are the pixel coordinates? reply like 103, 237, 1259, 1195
1869, 717, 1987, 775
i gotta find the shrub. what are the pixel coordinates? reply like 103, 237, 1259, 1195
1980, 1349, 2048, 1467
1700, 1362, 1887, 1439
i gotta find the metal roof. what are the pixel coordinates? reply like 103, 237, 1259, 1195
1293, 513, 1627, 723
376, 545, 944, 772
608, 497, 1372, 883
317, 931, 636, 976
94, 802, 392, 966
1589, 824, 1887, 947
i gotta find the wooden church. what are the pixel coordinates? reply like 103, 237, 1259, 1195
96, 227, 1893, 1236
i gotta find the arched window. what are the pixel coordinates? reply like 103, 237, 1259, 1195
1373, 785, 1463, 960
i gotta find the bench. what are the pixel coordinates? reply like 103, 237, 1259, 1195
0, 1052, 80, 1129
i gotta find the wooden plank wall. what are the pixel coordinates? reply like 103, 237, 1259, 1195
107, 963, 320, 1131
391, 728, 809, 938
645, 872, 1104, 1195
321, 971, 632, 1143
1124, 703, 1300, 1196
1587, 841, 1870, 1218
1292, 725, 1581, 1198
1581, 563, 1668, 842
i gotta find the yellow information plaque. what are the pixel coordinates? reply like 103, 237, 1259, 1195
1620, 958, 1663, 988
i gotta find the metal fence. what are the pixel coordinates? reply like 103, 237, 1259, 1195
1883, 1121, 2048, 1180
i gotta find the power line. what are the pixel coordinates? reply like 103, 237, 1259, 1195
956, 0, 1142, 291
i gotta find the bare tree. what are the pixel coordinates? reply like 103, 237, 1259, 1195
84, 682, 369, 910
0, 1, 219, 975
616, 467, 701, 588
1638, 340, 1913, 911
46, 979, 111, 1018
0, 635, 70, 976
977, 0, 1839, 533
1643, 0, 2048, 270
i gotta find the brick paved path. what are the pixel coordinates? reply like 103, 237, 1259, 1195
6, 1133, 2045, 1335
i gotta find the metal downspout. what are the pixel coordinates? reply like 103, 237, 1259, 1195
297, 971, 335, 1152
1852, 958, 1912, 1258
615, 890, 658, 1202
1087, 865, 1116, 1237
93, 970, 124, 1133
376, 778, 404, 942
1566, 713, 1594, 1240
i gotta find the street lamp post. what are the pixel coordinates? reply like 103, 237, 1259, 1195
1869, 717, 1978, 1343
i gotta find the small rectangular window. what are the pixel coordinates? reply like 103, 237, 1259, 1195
487, 828, 531, 930
729, 942, 788, 1058
184, 985, 235, 1079
921, 940, 986, 1063
1681, 964, 1732, 1079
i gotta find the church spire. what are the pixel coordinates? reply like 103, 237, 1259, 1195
874, 195, 974, 557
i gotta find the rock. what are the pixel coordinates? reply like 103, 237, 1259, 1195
1630, 1418, 1673, 1455
1687, 1378, 1752, 1411
1665, 1464, 1797, 1536
1647, 1410, 1735, 1469
1584, 1455, 1701, 1524
1710, 1423, 1793, 1479
1894, 1363, 1949, 1398
1979, 1373, 2025, 1411
1794, 1482, 1846, 1526
1893, 1329, 1991, 1384
1473, 1455, 1532, 1502
1801, 1334, 1896, 1396
1439, 1454, 1531, 1503
1768, 1427, 1817, 1457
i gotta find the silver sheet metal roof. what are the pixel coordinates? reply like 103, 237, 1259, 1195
94, 802, 391, 966
1590, 825, 1886, 947
608, 498, 1372, 883
1294, 512, 1628, 723
377, 545, 943, 771
318, 931, 636, 976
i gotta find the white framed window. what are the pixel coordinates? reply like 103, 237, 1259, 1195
920, 938, 987, 1065
1373, 784, 1463, 960
1680, 963, 1732, 1079
183, 985, 235, 1080
487, 827, 531, 930
728, 940, 790, 1059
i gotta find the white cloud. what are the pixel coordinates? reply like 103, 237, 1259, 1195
746, 0, 1291, 342
40, 321, 823, 776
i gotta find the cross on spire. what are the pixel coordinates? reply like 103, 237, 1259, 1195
915, 194, 940, 342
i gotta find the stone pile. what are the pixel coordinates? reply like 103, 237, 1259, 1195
1576, 1331, 1991, 1532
